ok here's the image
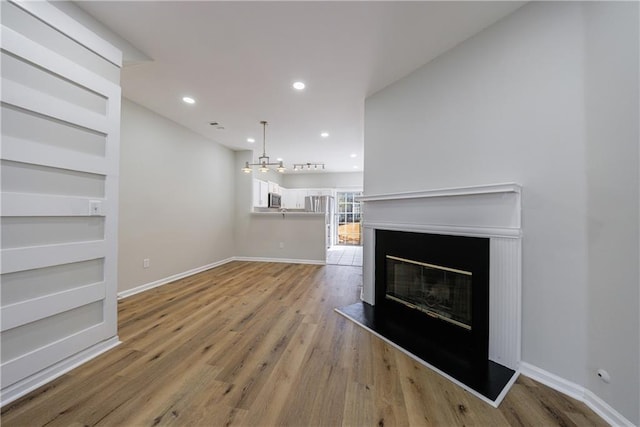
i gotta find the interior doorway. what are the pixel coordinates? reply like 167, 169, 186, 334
335, 191, 362, 246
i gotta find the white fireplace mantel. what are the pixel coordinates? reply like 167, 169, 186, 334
359, 182, 522, 239
361, 183, 522, 380
359, 182, 521, 202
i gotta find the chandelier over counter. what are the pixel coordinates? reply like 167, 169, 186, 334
242, 121, 285, 174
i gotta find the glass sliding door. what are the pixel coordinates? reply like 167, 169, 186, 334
336, 191, 362, 246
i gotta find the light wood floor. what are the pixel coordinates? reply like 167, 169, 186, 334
2, 262, 607, 426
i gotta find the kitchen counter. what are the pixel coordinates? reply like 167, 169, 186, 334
251, 211, 325, 217
251, 208, 325, 217
241, 209, 328, 262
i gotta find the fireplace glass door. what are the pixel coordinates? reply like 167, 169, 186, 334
385, 255, 472, 330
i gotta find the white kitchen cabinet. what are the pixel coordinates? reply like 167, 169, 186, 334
295, 190, 307, 208
281, 188, 334, 209
282, 188, 294, 209
281, 188, 290, 208
267, 181, 281, 195
253, 179, 269, 207
306, 188, 332, 196
283, 189, 306, 209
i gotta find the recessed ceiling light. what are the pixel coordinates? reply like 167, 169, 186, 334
353, 165, 359, 169
182, 96, 195, 104
320, 132, 329, 138
277, 158, 283, 162
247, 138, 255, 143
293, 81, 305, 90
350, 153, 357, 158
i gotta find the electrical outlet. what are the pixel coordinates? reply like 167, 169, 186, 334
596, 369, 610, 383
143, 258, 150, 268
279, 242, 284, 249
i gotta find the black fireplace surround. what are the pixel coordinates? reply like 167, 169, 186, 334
372, 229, 518, 400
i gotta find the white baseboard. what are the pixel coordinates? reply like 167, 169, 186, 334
118, 257, 325, 300
233, 256, 326, 265
519, 362, 584, 401
117, 258, 235, 299
1, 336, 120, 407
519, 362, 635, 427
583, 389, 636, 427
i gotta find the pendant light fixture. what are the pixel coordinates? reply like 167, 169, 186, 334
242, 121, 285, 174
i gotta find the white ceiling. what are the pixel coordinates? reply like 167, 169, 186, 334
76, 1, 524, 173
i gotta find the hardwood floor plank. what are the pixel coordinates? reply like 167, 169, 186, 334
1, 262, 608, 427
342, 380, 375, 427
370, 339, 411, 427
218, 311, 304, 411
273, 346, 328, 426
0, 373, 73, 424
307, 361, 349, 427
69, 347, 144, 380
96, 364, 224, 426
242, 321, 318, 426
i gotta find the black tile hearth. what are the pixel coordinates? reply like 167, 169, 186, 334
336, 301, 516, 403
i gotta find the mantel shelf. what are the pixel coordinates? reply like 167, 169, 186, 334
358, 183, 521, 202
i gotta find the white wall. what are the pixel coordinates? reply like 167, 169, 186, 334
282, 171, 363, 189
583, 2, 639, 421
118, 99, 236, 293
364, 2, 638, 424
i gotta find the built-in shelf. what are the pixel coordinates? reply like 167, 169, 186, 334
358, 183, 521, 202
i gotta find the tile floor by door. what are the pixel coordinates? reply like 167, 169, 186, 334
327, 245, 363, 266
